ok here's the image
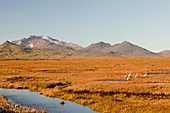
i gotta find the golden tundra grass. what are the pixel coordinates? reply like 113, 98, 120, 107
0, 58, 170, 113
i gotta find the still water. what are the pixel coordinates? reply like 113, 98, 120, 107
0, 88, 97, 113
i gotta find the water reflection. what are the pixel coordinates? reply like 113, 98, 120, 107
0, 89, 96, 113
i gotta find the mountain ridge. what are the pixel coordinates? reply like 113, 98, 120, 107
81, 40, 160, 57
0, 35, 169, 59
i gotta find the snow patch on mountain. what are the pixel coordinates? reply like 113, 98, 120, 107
28, 44, 34, 48
41, 36, 49, 40
41, 36, 59, 44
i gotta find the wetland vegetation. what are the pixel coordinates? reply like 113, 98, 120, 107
0, 58, 170, 113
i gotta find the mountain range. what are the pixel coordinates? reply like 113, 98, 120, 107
0, 35, 169, 59
81, 41, 159, 57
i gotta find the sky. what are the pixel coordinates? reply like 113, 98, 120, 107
0, 0, 170, 52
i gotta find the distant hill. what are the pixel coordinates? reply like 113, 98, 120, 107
159, 50, 170, 57
12, 35, 83, 50
81, 41, 112, 53
109, 41, 158, 57
81, 41, 159, 57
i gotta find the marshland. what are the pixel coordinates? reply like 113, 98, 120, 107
0, 58, 170, 113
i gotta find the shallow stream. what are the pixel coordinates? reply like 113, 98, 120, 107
0, 88, 96, 113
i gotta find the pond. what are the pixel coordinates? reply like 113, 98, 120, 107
99, 80, 125, 83
0, 88, 97, 113
150, 74, 170, 76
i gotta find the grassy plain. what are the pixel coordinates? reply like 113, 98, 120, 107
0, 58, 170, 113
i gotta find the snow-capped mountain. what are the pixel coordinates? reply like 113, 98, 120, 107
0, 40, 81, 59
12, 35, 83, 50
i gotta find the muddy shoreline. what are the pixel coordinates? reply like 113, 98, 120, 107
0, 95, 46, 113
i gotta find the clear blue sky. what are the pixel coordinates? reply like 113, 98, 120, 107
0, 0, 170, 52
